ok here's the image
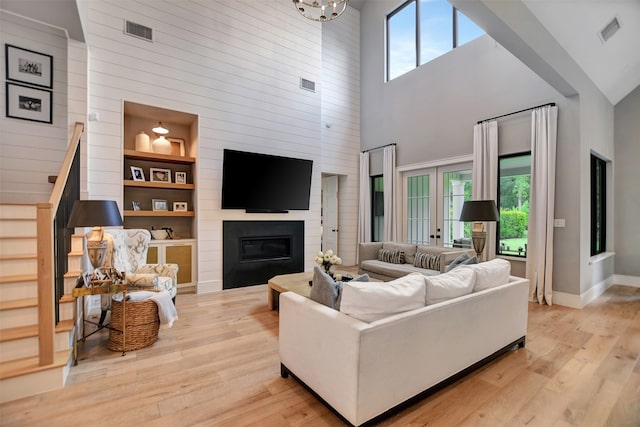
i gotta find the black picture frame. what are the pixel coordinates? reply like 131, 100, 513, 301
5, 44, 53, 89
6, 82, 53, 124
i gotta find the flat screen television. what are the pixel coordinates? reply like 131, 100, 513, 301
221, 149, 313, 213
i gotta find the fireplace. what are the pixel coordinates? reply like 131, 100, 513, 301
223, 220, 304, 289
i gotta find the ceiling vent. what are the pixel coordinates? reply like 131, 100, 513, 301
300, 78, 316, 92
124, 20, 153, 42
599, 16, 621, 43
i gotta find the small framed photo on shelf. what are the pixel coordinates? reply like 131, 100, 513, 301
130, 166, 145, 181
173, 201, 188, 212
5, 44, 53, 88
167, 137, 186, 157
5, 82, 52, 124
175, 171, 187, 184
150, 168, 171, 183
131, 200, 141, 211
152, 199, 168, 211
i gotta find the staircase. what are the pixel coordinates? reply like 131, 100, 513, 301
0, 203, 84, 403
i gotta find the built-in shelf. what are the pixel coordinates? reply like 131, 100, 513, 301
123, 149, 195, 165
123, 210, 195, 217
123, 180, 195, 190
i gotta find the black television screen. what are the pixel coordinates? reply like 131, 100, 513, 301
221, 149, 313, 212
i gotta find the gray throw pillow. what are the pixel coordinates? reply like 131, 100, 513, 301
445, 252, 478, 272
311, 267, 369, 310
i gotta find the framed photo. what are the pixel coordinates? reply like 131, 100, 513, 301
152, 199, 168, 211
175, 171, 187, 184
173, 201, 188, 212
131, 200, 141, 211
130, 166, 145, 181
167, 137, 186, 157
150, 168, 171, 183
5, 44, 53, 88
6, 82, 52, 124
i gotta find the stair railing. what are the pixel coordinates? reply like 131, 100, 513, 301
36, 122, 84, 366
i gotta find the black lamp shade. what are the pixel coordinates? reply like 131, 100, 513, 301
67, 200, 123, 228
459, 200, 500, 222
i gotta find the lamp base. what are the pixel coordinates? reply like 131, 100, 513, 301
471, 230, 486, 262
87, 239, 107, 271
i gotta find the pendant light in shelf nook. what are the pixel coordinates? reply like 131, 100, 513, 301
151, 121, 172, 155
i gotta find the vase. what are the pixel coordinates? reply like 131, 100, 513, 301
134, 131, 150, 152
152, 135, 172, 154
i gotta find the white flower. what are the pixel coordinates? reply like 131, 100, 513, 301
315, 256, 322, 265
326, 249, 334, 257
330, 255, 338, 264
317, 251, 324, 258
336, 257, 342, 265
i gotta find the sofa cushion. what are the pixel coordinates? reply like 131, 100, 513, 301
383, 242, 417, 265
463, 258, 511, 292
414, 252, 441, 271
360, 260, 440, 278
378, 248, 405, 264
425, 267, 476, 305
445, 252, 478, 272
340, 272, 426, 322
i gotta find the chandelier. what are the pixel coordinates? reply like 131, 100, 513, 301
293, 0, 348, 22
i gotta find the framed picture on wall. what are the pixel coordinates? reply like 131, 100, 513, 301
5, 82, 52, 124
5, 44, 53, 88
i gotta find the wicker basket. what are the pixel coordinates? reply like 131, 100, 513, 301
108, 298, 159, 352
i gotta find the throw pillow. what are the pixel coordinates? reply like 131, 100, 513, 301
465, 258, 511, 291
335, 273, 369, 310
377, 248, 405, 264
424, 267, 476, 305
310, 266, 342, 310
413, 252, 441, 271
445, 252, 478, 272
340, 272, 426, 323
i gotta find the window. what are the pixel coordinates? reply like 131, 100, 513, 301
497, 153, 531, 257
591, 154, 606, 256
372, 175, 384, 242
387, 0, 485, 80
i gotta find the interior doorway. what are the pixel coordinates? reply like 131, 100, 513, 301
321, 175, 339, 252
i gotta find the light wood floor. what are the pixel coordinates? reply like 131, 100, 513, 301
1, 280, 638, 427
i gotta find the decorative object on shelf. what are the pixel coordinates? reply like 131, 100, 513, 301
175, 171, 187, 184
314, 249, 342, 277
150, 167, 171, 183
459, 200, 500, 262
293, 0, 348, 22
135, 130, 151, 152
152, 199, 169, 211
152, 121, 169, 135
152, 135, 172, 154
131, 200, 141, 211
5, 44, 53, 88
150, 228, 169, 239
130, 166, 145, 181
67, 199, 123, 272
173, 201, 187, 212
6, 82, 52, 124
167, 137, 186, 156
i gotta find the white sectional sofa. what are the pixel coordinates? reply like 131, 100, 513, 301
279, 260, 529, 427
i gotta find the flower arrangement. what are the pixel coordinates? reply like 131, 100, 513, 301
315, 249, 342, 275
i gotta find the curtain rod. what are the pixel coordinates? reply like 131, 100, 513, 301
362, 142, 396, 153
477, 102, 556, 125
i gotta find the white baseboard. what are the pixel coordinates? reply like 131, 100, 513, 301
196, 279, 222, 294
553, 274, 640, 308
613, 274, 640, 287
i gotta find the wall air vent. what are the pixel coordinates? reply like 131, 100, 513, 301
124, 20, 153, 42
300, 78, 316, 92
599, 16, 621, 43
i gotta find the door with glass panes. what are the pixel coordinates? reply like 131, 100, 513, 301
402, 163, 472, 248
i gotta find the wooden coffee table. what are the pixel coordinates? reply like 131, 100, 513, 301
267, 271, 312, 310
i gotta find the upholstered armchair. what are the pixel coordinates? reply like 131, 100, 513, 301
104, 229, 178, 301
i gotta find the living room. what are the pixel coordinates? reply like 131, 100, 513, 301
0, 0, 638, 424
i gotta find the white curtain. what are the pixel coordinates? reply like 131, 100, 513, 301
472, 120, 498, 261
527, 105, 558, 305
383, 145, 397, 241
358, 152, 371, 245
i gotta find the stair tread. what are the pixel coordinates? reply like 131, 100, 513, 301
0, 298, 38, 310
0, 254, 37, 261
0, 236, 37, 240
0, 324, 38, 342
59, 294, 75, 303
0, 218, 36, 221
0, 274, 37, 284
56, 319, 74, 332
65, 270, 82, 278
0, 350, 71, 380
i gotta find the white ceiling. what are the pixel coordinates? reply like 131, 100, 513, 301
350, 0, 640, 105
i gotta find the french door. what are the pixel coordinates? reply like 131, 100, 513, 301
402, 163, 472, 247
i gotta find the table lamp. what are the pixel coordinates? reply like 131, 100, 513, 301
459, 200, 500, 262
67, 200, 123, 272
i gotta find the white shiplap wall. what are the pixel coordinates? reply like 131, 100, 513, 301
82, 0, 360, 291
0, 12, 68, 203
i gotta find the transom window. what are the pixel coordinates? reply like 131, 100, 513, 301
387, 0, 485, 81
